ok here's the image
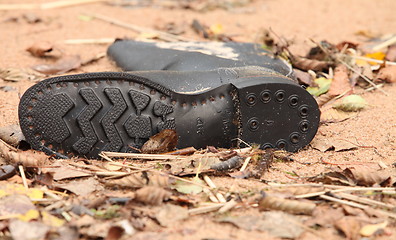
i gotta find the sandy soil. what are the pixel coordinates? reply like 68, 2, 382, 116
1, 0, 395, 239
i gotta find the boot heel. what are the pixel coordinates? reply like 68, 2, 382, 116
233, 76, 320, 152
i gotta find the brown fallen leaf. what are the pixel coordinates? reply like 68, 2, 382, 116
32, 55, 81, 75
0, 124, 26, 147
345, 166, 394, 187
55, 177, 102, 196
219, 212, 304, 239
9, 220, 50, 240
336, 41, 359, 51
293, 68, 313, 85
310, 137, 357, 152
328, 64, 352, 96
0, 194, 36, 216
292, 56, 329, 71
258, 193, 316, 215
375, 65, 396, 83
134, 186, 171, 205
334, 216, 362, 240
0, 139, 48, 167
51, 164, 92, 181
105, 172, 148, 188
308, 166, 394, 187
0, 68, 44, 81
155, 204, 188, 227
22, 13, 42, 24
141, 129, 178, 154
305, 206, 345, 227
385, 45, 396, 61
0, 165, 16, 180
320, 108, 358, 123
26, 41, 53, 57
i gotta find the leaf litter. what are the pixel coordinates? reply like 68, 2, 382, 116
1, 6, 396, 239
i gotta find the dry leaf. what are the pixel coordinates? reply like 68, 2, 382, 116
336, 41, 359, 51
258, 194, 316, 215
0, 140, 48, 167
134, 186, 171, 205
305, 206, 345, 227
308, 166, 394, 186
345, 166, 394, 187
385, 45, 396, 61
0, 124, 26, 147
0, 68, 44, 81
172, 177, 204, 194
219, 212, 304, 239
55, 178, 102, 196
105, 173, 148, 188
320, 108, 357, 123
292, 56, 329, 71
52, 165, 92, 181
26, 41, 53, 57
334, 216, 362, 240
359, 221, 388, 237
32, 55, 81, 75
23, 13, 42, 24
9, 220, 50, 240
333, 95, 367, 112
0, 194, 36, 217
328, 64, 352, 96
155, 204, 188, 227
310, 137, 358, 152
375, 65, 396, 83
141, 129, 178, 154
0, 165, 16, 180
293, 68, 313, 85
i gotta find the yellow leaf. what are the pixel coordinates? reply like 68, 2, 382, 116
209, 24, 224, 35
0, 184, 44, 200
357, 52, 386, 66
360, 221, 388, 237
18, 209, 40, 221
42, 211, 65, 227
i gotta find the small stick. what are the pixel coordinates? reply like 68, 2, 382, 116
188, 203, 225, 215
350, 55, 396, 66
101, 151, 188, 160
43, 190, 62, 200
86, 13, 192, 42
365, 84, 384, 92
98, 152, 113, 161
19, 165, 28, 190
61, 211, 72, 222
239, 156, 251, 172
163, 147, 197, 155
203, 188, 220, 203
320, 194, 367, 209
296, 187, 396, 199
372, 35, 396, 51
94, 171, 131, 177
218, 199, 238, 213
321, 194, 396, 219
336, 192, 395, 209
203, 175, 227, 203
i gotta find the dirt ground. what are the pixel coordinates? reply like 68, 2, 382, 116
1, 0, 396, 239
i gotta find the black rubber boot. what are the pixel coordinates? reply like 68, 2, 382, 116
107, 40, 294, 78
19, 66, 319, 159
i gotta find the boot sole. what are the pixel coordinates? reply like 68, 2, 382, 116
19, 72, 319, 158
